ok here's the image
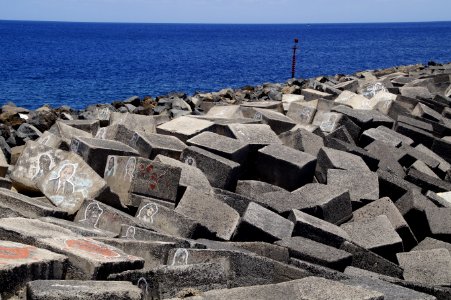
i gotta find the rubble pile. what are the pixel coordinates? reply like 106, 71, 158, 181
0, 62, 451, 299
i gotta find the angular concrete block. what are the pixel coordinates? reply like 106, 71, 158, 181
397, 249, 451, 286
251, 108, 296, 134
37, 153, 107, 214
119, 225, 191, 247
110, 112, 157, 135
288, 209, 350, 248
136, 199, 203, 238
286, 100, 317, 124
255, 144, 316, 191
233, 202, 294, 243
275, 236, 352, 271
235, 180, 286, 199
27, 280, 142, 300
341, 215, 403, 261
315, 147, 370, 184
279, 128, 324, 157
61, 119, 100, 135
413, 237, 451, 253
104, 156, 181, 205
293, 183, 352, 224
227, 123, 282, 149
175, 187, 240, 241
425, 208, 451, 243
154, 154, 212, 191
157, 116, 214, 142
301, 88, 334, 100
353, 197, 417, 250
11, 140, 67, 192
0, 241, 67, 297
70, 136, 139, 176
180, 146, 240, 190
187, 131, 249, 163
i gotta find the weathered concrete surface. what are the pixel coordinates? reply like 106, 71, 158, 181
27, 280, 142, 300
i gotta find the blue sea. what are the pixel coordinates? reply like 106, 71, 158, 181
0, 21, 450, 110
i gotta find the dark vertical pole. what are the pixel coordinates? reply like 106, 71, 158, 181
291, 38, 299, 79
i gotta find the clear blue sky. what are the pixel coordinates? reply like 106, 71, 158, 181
1, 0, 450, 24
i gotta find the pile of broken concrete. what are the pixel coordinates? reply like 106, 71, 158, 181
0, 62, 451, 299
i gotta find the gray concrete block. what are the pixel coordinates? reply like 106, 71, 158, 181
156, 116, 214, 142
425, 208, 451, 243
255, 144, 316, 191
279, 128, 324, 157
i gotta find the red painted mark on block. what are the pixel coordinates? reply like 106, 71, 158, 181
0, 245, 32, 260
65, 239, 120, 258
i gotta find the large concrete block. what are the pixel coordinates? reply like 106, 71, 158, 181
288, 209, 350, 248
233, 202, 294, 243
175, 187, 240, 241
0, 188, 68, 219
27, 280, 142, 300
37, 236, 144, 279
10, 140, 67, 192
397, 249, 451, 286
187, 131, 249, 163
275, 237, 352, 271
413, 237, 451, 253
286, 100, 317, 124
353, 197, 417, 250
70, 136, 139, 176
136, 198, 204, 238
432, 137, 451, 164
157, 116, 214, 142
255, 144, 316, 191
172, 276, 384, 300
0, 241, 67, 298
406, 168, 451, 193
51, 121, 92, 147
424, 208, 451, 243
279, 128, 324, 157
250, 108, 296, 134
36, 153, 107, 214
39, 217, 116, 238
119, 225, 191, 247
154, 154, 212, 191
180, 146, 240, 190
281, 94, 304, 111
109, 263, 228, 300
293, 183, 352, 224
110, 112, 157, 135
327, 169, 379, 208
315, 147, 370, 183
301, 88, 334, 100
61, 119, 100, 135
226, 123, 282, 149
341, 215, 403, 261
235, 180, 286, 199
104, 156, 181, 205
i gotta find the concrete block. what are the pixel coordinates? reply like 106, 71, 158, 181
110, 112, 157, 135
70, 136, 139, 176
281, 94, 304, 111
288, 209, 350, 248
301, 88, 334, 100
175, 187, 240, 241
37, 153, 107, 214
432, 137, 451, 164
0, 241, 67, 297
180, 146, 240, 190
10, 140, 67, 192
119, 225, 191, 248
255, 144, 316, 191
413, 237, 451, 253
397, 249, 451, 286
187, 131, 249, 163
233, 202, 294, 243
286, 100, 317, 124
61, 119, 100, 135
279, 128, 324, 157
235, 180, 286, 199
26, 280, 142, 300
341, 215, 403, 261
425, 208, 451, 243
406, 168, 451, 193
293, 183, 352, 224
251, 108, 296, 134
157, 116, 214, 142
39, 217, 116, 238
276, 236, 352, 271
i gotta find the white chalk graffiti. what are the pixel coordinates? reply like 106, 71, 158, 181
130, 132, 139, 147
124, 157, 136, 181
30, 152, 54, 181
171, 248, 189, 266
48, 163, 77, 196
299, 107, 312, 122
253, 112, 263, 121
95, 128, 107, 139
320, 115, 338, 132
98, 108, 110, 120
104, 156, 117, 177
122, 226, 136, 239
137, 278, 149, 297
363, 82, 387, 98
137, 203, 158, 224
79, 202, 103, 228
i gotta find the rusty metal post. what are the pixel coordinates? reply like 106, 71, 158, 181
291, 38, 299, 78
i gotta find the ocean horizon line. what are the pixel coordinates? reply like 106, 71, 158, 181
1, 19, 451, 26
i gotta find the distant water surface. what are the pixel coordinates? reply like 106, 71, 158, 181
0, 21, 450, 109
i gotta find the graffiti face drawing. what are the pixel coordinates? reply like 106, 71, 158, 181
122, 226, 136, 239
79, 202, 104, 228
104, 156, 117, 177
137, 278, 149, 297
137, 203, 158, 224
32, 153, 53, 180
130, 133, 139, 147
184, 156, 196, 167
95, 128, 107, 139
171, 248, 189, 266
48, 163, 77, 196
124, 157, 136, 181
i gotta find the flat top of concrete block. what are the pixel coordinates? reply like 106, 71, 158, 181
341, 215, 402, 250
353, 197, 409, 230
0, 240, 66, 268
327, 169, 379, 202
319, 147, 370, 172
413, 237, 451, 253
142, 133, 187, 149
157, 116, 214, 135
228, 124, 282, 145
293, 183, 349, 206
187, 131, 248, 153
74, 137, 139, 153
0, 217, 78, 240
258, 144, 317, 167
